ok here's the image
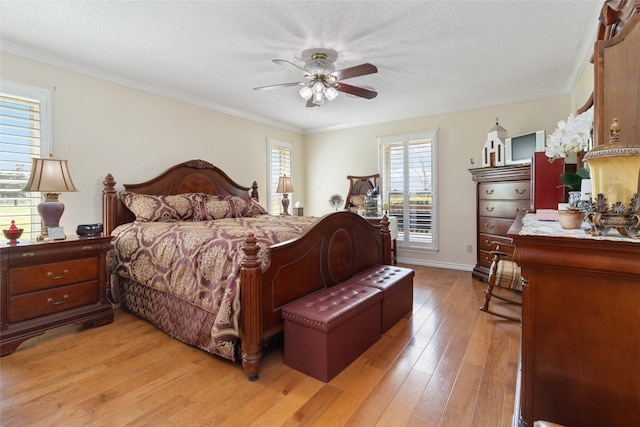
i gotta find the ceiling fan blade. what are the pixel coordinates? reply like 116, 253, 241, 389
332, 63, 378, 81
253, 82, 304, 91
336, 83, 377, 99
273, 59, 310, 76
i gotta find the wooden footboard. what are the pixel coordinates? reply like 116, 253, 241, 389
102, 160, 391, 381
240, 212, 391, 380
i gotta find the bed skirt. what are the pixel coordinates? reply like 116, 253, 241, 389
115, 277, 240, 361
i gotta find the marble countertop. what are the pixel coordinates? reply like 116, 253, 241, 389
518, 213, 640, 244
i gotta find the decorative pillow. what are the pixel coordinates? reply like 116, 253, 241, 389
219, 195, 257, 218
120, 191, 197, 222
193, 197, 232, 221
247, 198, 269, 217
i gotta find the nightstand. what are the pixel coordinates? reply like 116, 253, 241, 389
0, 235, 114, 355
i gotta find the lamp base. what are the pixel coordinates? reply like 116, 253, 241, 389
38, 197, 65, 241
584, 193, 640, 239
281, 194, 291, 216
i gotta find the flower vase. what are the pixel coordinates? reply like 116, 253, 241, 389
568, 191, 581, 208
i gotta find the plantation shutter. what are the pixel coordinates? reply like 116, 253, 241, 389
268, 139, 292, 215
380, 131, 437, 249
0, 82, 52, 240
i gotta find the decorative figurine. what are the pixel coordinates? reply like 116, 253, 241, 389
3, 220, 24, 244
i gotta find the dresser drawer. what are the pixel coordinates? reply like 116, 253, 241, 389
479, 181, 530, 200
478, 249, 498, 269
479, 200, 530, 219
9, 281, 99, 323
9, 258, 98, 295
478, 217, 514, 236
479, 233, 515, 254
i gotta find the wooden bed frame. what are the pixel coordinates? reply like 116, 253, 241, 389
103, 159, 392, 380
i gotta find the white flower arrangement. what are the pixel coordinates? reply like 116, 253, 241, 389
545, 105, 594, 162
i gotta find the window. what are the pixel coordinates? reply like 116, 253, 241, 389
379, 130, 438, 250
267, 138, 292, 215
0, 81, 52, 240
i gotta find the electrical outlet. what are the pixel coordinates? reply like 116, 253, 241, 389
466, 244, 473, 253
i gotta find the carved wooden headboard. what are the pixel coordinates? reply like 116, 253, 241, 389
582, 1, 639, 145
593, 3, 640, 146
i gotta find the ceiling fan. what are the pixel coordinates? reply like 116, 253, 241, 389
253, 48, 378, 107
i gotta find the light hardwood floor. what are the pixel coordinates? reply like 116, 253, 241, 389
0, 265, 521, 426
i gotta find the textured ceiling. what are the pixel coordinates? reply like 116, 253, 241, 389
0, 1, 602, 134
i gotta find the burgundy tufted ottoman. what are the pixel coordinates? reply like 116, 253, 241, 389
281, 283, 382, 382
347, 265, 414, 333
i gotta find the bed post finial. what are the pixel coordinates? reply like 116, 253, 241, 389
103, 173, 117, 236
380, 215, 392, 265
251, 181, 259, 202
240, 232, 263, 381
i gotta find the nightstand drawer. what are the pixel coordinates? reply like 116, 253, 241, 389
9, 281, 100, 323
9, 258, 98, 295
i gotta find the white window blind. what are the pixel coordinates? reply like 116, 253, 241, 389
267, 138, 292, 215
0, 81, 52, 240
380, 131, 438, 250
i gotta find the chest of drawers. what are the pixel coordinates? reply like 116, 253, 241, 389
1, 235, 114, 355
469, 165, 531, 281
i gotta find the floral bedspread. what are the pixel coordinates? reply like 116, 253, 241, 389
107, 214, 316, 359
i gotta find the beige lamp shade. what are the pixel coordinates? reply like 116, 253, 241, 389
22, 155, 78, 194
22, 154, 77, 240
276, 175, 294, 194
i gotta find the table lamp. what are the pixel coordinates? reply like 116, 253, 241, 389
22, 154, 78, 240
276, 175, 294, 215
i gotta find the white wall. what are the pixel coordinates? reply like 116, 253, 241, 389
1, 52, 305, 231
304, 96, 574, 269
572, 61, 594, 112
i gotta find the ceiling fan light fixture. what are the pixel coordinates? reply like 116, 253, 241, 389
325, 86, 339, 101
260, 48, 377, 107
305, 53, 335, 76
299, 86, 313, 100
312, 91, 325, 105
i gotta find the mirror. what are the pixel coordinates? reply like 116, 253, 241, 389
329, 194, 344, 211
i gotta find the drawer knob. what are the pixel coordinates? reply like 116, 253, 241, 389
485, 223, 494, 230
485, 189, 494, 195
515, 188, 526, 195
47, 295, 69, 305
47, 269, 69, 280
485, 206, 495, 212
22, 252, 35, 257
